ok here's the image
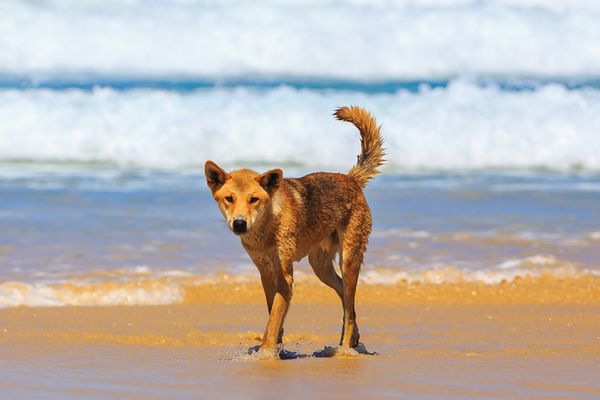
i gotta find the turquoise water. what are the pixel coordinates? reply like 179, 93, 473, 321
2, 76, 600, 93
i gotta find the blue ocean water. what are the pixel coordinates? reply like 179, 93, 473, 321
1, 168, 599, 298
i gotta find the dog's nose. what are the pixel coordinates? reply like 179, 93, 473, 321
232, 219, 247, 234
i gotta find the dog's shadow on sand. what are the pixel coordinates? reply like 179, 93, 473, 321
311, 342, 377, 358
245, 342, 377, 360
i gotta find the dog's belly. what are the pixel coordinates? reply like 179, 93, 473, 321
293, 231, 339, 262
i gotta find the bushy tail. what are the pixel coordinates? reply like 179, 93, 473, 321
334, 106, 385, 188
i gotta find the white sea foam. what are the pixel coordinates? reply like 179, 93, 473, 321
589, 232, 600, 240
1, 82, 599, 171
0, 280, 184, 307
360, 255, 600, 285
1, 0, 599, 78
496, 254, 558, 270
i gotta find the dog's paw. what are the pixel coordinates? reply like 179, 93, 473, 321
352, 342, 377, 356
312, 345, 339, 358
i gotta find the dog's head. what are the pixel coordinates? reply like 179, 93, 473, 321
204, 161, 282, 235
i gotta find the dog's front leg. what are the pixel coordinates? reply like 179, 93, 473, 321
258, 268, 284, 344
259, 257, 293, 355
248, 253, 283, 345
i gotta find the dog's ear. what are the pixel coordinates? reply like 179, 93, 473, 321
256, 168, 283, 194
205, 161, 231, 194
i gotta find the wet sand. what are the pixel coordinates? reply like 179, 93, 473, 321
2, 277, 600, 399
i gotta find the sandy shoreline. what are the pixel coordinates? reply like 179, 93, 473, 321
2, 276, 600, 351
180, 274, 600, 305
2, 278, 600, 398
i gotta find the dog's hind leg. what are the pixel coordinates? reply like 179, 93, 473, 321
308, 245, 344, 301
339, 208, 371, 349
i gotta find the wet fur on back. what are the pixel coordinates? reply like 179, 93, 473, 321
204, 106, 385, 357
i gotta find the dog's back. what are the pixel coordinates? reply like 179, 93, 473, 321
269, 106, 385, 261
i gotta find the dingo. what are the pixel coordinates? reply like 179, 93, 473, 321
204, 106, 384, 358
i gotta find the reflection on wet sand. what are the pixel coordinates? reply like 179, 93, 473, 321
1, 294, 599, 398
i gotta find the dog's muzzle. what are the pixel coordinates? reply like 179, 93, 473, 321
232, 219, 248, 234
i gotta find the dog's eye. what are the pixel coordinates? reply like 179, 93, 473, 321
225, 196, 234, 203
249, 197, 259, 204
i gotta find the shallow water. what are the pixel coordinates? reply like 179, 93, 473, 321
1, 169, 599, 306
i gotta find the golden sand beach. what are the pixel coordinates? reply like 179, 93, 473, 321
2, 276, 599, 398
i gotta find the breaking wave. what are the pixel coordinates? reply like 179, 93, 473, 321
1, 81, 599, 171
1, 0, 600, 79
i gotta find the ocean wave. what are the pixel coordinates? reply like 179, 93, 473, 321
1, 258, 598, 307
360, 255, 600, 285
1, 82, 599, 171
1, 0, 599, 79
0, 280, 184, 308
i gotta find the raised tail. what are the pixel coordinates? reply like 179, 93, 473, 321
334, 106, 385, 188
